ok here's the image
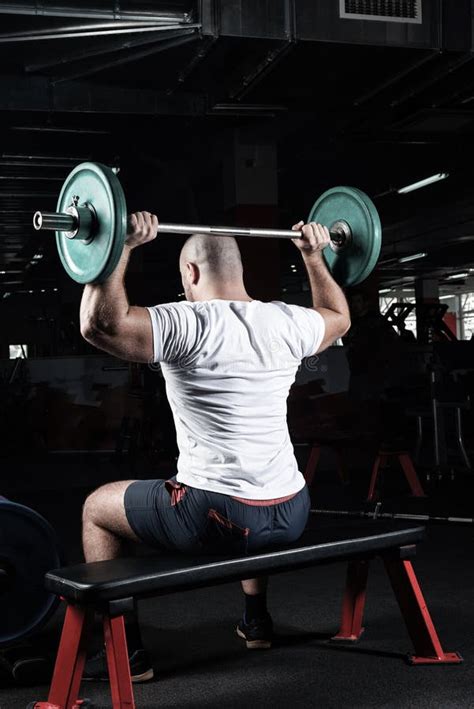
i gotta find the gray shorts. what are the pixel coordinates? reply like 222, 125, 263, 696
124, 477, 311, 556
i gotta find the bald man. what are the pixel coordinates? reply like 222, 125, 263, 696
79, 212, 350, 681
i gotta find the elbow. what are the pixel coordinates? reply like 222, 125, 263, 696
80, 317, 106, 344
340, 316, 351, 336
332, 314, 351, 340
80, 319, 97, 343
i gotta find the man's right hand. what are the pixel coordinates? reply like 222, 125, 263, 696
125, 211, 159, 250
291, 220, 330, 256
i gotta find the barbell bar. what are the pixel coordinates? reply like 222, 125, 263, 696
311, 505, 474, 525
32, 161, 382, 286
34, 212, 351, 244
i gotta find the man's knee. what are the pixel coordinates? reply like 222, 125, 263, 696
82, 480, 137, 535
82, 485, 106, 525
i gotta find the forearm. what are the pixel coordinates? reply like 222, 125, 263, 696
80, 244, 133, 336
303, 252, 350, 320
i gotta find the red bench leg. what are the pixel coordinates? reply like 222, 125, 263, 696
304, 444, 321, 487
367, 455, 385, 502
332, 560, 369, 641
35, 603, 94, 709
383, 558, 462, 664
398, 454, 426, 497
103, 614, 136, 709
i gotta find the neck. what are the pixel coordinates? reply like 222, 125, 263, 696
199, 283, 252, 302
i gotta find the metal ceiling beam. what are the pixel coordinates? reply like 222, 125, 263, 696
228, 41, 295, 101
0, 75, 207, 115
0, 3, 192, 23
390, 53, 474, 108
174, 34, 217, 89
52, 30, 200, 84
25, 28, 192, 73
353, 51, 441, 107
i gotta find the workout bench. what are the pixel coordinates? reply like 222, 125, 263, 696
31, 520, 462, 709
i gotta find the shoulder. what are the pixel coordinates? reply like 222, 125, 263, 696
271, 301, 323, 324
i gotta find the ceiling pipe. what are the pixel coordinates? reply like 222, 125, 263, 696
0, 3, 191, 23
2, 154, 88, 161
52, 30, 200, 84
0, 175, 63, 180
11, 126, 110, 133
0, 160, 81, 167
25, 28, 191, 73
0, 21, 178, 39
0, 23, 200, 43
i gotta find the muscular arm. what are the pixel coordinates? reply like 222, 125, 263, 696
303, 251, 351, 351
80, 214, 157, 363
293, 221, 351, 352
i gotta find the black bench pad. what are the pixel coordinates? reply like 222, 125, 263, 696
45, 520, 425, 604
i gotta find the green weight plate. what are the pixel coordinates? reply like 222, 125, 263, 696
56, 162, 127, 284
307, 186, 381, 287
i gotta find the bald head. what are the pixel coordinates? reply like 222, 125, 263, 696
179, 234, 249, 302
180, 234, 243, 277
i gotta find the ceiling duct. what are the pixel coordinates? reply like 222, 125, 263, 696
339, 0, 422, 24
296, 0, 438, 49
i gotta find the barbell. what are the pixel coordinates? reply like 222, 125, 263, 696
32, 161, 382, 286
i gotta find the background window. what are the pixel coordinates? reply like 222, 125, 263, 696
9, 344, 28, 359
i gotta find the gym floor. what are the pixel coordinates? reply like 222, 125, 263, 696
1, 455, 473, 709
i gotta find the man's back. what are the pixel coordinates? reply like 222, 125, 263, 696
147, 299, 325, 499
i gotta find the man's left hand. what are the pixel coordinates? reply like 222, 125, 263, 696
126, 211, 159, 249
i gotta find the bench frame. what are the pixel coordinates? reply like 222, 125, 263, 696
32, 543, 462, 709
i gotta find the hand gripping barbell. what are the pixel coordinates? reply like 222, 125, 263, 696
32, 162, 381, 286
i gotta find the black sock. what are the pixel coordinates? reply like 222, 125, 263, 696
244, 592, 268, 623
125, 611, 144, 653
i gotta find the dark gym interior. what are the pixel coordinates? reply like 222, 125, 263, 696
0, 2, 473, 708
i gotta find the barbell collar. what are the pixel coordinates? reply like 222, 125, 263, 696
33, 205, 95, 241
328, 220, 352, 252
33, 210, 77, 233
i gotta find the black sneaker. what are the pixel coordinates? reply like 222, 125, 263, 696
236, 613, 273, 649
83, 647, 154, 683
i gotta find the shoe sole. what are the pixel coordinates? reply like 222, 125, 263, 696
236, 626, 272, 650
83, 668, 154, 683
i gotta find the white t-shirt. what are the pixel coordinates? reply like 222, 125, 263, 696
147, 300, 325, 499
